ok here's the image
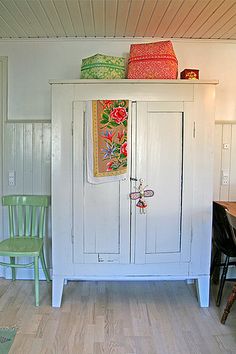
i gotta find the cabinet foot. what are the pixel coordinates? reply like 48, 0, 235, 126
196, 276, 210, 307
52, 275, 64, 307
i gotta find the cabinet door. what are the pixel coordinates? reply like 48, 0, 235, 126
73, 101, 130, 264
133, 102, 192, 264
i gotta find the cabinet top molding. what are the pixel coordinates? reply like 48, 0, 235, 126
49, 79, 219, 85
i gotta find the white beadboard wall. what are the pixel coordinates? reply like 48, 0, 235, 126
3, 122, 51, 195
214, 122, 236, 201
1, 122, 51, 279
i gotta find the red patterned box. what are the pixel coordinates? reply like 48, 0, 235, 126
180, 69, 199, 80
127, 41, 178, 79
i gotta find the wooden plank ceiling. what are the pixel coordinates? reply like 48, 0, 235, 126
0, 0, 236, 40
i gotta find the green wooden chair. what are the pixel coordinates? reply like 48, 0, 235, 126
0, 195, 51, 306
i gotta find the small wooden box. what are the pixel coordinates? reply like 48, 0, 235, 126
180, 69, 199, 80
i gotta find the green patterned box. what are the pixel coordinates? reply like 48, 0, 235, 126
80, 53, 126, 79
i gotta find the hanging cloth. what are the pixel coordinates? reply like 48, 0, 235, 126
87, 99, 129, 184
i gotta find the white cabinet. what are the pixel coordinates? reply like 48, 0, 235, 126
51, 79, 218, 308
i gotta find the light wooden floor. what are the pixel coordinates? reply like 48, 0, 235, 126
0, 279, 236, 354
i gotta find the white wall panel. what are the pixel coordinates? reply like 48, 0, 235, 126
214, 122, 236, 201
229, 124, 236, 200
220, 124, 231, 200
23, 123, 33, 193
0, 57, 7, 277
213, 124, 222, 201
4, 122, 51, 195
15, 123, 24, 192
41, 123, 51, 195
32, 123, 43, 194
3, 123, 15, 195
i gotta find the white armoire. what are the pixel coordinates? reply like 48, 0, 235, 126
50, 79, 218, 307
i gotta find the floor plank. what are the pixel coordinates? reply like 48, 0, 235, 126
0, 279, 235, 354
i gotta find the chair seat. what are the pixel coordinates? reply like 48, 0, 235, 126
214, 238, 236, 257
0, 237, 43, 256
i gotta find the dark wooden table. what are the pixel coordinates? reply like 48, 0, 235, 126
215, 201, 236, 218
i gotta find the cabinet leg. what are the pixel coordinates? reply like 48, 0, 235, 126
52, 275, 64, 307
196, 276, 210, 307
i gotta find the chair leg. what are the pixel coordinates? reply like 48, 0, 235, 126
216, 256, 229, 307
210, 249, 217, 275
210, 247, 221, 284
10, 257, 16, 281
40, 249, 50, 282
34, 256, 39, 306
221, 283, 236, 324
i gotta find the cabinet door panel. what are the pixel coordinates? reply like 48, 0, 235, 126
145, 112, 182, 254
73, 101, 130, 264
83, 183, 120, 254
134, 102, 191, 264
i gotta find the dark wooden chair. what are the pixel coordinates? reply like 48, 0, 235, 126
221, 210, 236, 324
211, 202, 236, 306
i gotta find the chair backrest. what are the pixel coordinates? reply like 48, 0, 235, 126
2, 195, 50, 238
226, 209, 236, 246
212, 202, 236, 255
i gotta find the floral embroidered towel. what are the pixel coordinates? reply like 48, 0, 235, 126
87, 99, 129, 184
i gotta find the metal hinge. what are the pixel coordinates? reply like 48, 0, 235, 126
71, 229, 74, 244
71, 120, 74, 135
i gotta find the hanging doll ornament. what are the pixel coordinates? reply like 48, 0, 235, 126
129, 178, 154, 214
